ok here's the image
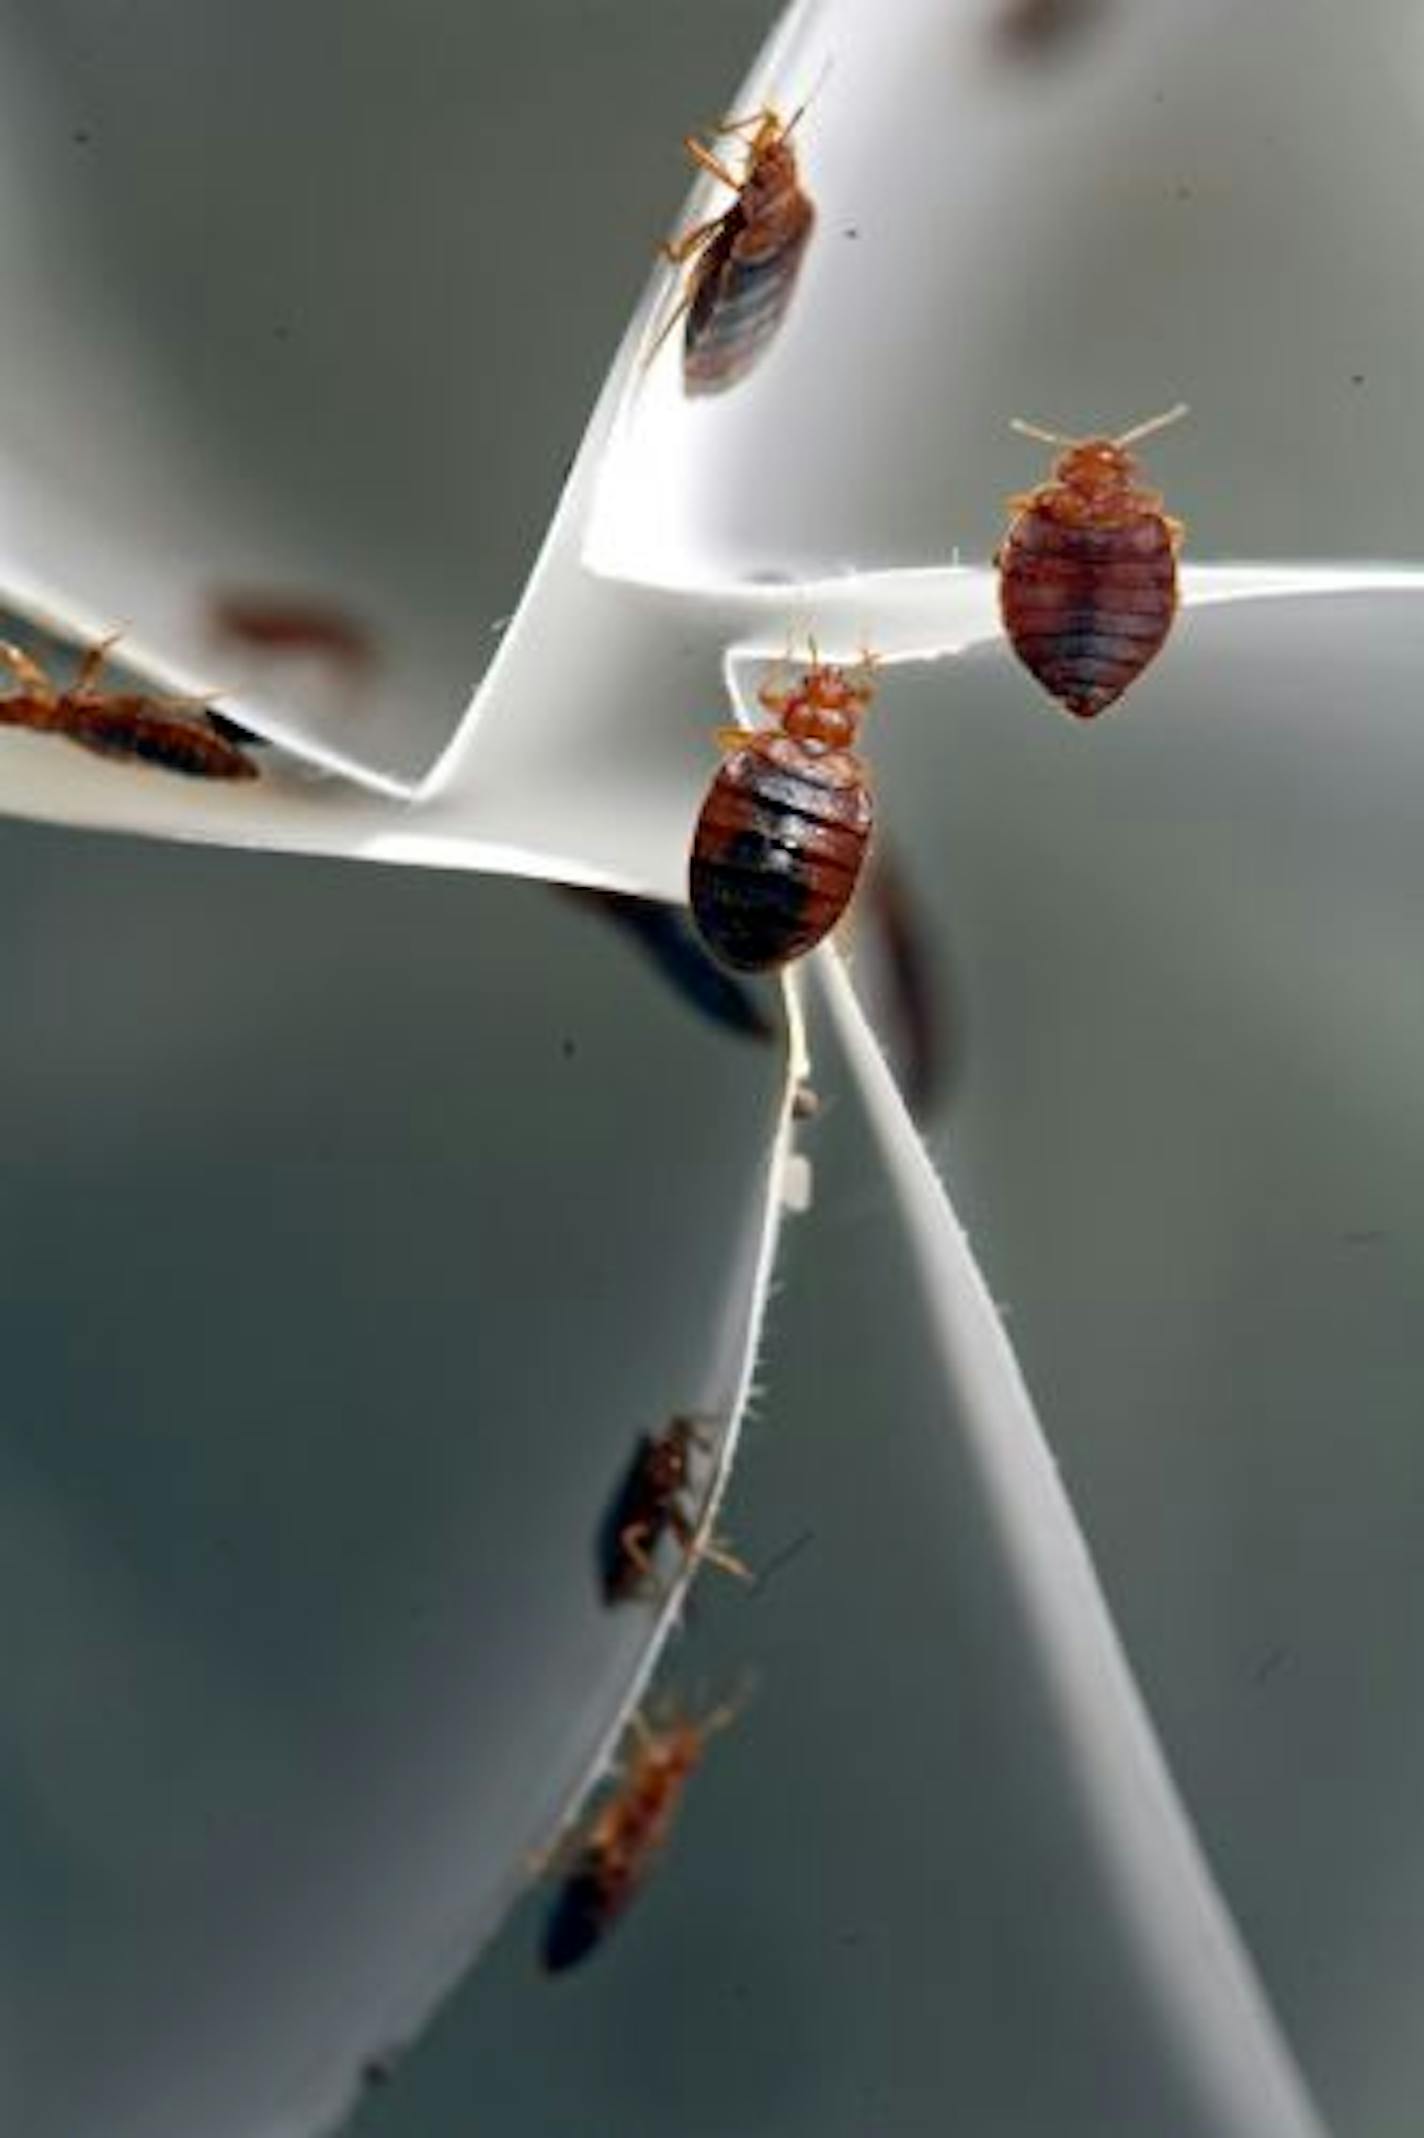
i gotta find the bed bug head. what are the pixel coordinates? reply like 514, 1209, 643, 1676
715, 107, 802, 211
1012, 403, 1188, 492
718, 60, 828, 188
763, 641, 877, 750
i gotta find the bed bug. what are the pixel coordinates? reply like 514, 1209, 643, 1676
689, 648, 877, 974
207, 593, 375, 677
0, 637, 259, 780
599, 1415, 750, 1605
541, 1699, 737, 1973
997, 404, 1187, 720
653, 104, 816, 396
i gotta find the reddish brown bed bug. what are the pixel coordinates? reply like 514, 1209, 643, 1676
0, 637, 259, 780
206, 593, 376, 677
541, 1699, 738, 1973
688, 647, 877, 973
997, 404, 1187, 721
599, 1416, 750, 1605
651, 104, 816, 396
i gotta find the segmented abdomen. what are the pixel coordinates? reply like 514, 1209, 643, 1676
689, 743, 873, 972
999, 509, 1177, 719
684, 208, 814, 396
66, 702, 260, 780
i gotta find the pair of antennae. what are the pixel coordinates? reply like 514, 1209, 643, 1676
1010, 401, 1189, 449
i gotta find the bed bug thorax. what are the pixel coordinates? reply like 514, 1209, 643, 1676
997, 403, 1188, 720
688, 646, 878, 974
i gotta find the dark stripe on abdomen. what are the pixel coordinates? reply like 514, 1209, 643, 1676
689, 753, 871, 971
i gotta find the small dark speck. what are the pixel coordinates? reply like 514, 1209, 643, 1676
1342, 1227, 1385, 1246
561, 1037, 577, 1060
71, 128, 92, 147
1174, 184, 1192, 201
1253, 1645, 1291, 1687
842, 226, 860, 240
839, 1930, 866, 1949
272, 324, 292, 343
1350, 373, 1365, 387
361, 2056, 394, 2090
1152, 88, 1166, 103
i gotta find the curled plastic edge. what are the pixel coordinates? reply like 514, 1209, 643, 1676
0, 564, 1417, 915
315, 971, 811, 2136
809, 945, 1332, 2138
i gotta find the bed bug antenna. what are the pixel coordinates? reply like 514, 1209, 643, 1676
782, 55, 835, 142
1114, 401, 1190, 447
1010, 415, 1072, 446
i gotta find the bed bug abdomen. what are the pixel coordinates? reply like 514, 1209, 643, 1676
689, 653, 877, 973
998, 406, 1186, 721
690, 735, 873, 972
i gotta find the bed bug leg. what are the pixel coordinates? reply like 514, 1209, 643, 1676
682, 135, 744, 191
696, 1534, 755, 1583
618, 1519, 660, 1595
660, 214, 728, 266
643, 282, 700, 371
72, 631, 128, 695
0, 640, 59, 700
668, 1502, 753, 1584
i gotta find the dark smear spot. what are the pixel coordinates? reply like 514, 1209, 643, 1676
1350, 373, 1365, 387
993, 0, 1113, 62
1253, 1646, 1291, 1687
561, 1037, 576, 1060
843, 226, 860, 240
1174, 183, 1192, 201
71, 128, 92, 146
272, 324, 292, 343
361, 2057, 395, 2091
